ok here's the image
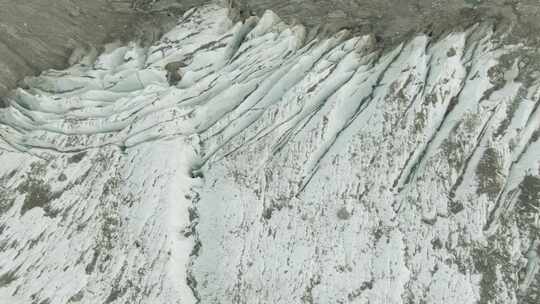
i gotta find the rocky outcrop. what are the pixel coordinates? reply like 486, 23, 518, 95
0, 2, 539, 304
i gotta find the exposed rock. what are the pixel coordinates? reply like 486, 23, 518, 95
0, 0, 196, 98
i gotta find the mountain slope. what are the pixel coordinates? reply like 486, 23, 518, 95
0, 3, 538, 304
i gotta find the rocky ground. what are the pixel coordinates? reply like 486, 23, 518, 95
231, 1, 540, 43
0, 0, 190, 98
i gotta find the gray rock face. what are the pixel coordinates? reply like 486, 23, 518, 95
233, 0, 540, 44
0, 2, 539, 304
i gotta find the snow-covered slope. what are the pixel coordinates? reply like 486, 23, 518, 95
0, 3, 539, 304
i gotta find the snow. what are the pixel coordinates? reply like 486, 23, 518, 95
0, 2, 538, 304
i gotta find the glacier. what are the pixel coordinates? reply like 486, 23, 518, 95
0, 2, 539, 304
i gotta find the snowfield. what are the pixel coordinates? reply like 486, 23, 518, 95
0, 3, 539, 304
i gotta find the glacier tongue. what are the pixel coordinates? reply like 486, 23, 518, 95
0, 3, 539, 304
